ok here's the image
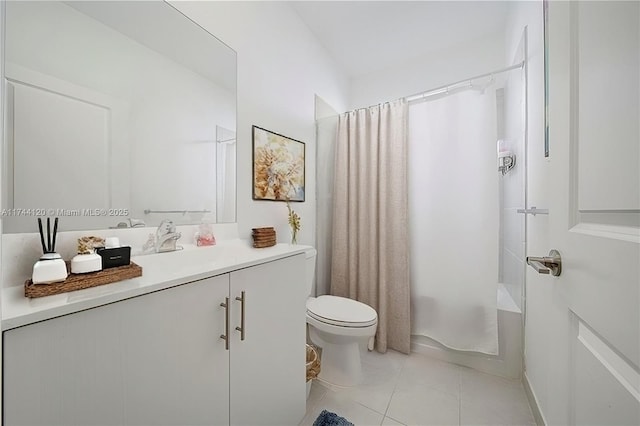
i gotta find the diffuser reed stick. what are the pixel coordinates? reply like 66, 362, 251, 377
37, 218, 47, 254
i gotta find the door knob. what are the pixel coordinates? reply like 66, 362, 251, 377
526, 249, 562, 276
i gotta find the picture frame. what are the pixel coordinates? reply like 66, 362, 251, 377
252, 125, 305, 202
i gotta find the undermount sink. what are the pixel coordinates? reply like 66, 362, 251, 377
132, 240, 256, 274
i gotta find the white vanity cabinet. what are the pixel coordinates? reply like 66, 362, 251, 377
229, 254, 306, 425
3, 253, 306, 426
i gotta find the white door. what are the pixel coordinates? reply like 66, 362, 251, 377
229, 254, 307, 426
526, 2, 639, 425
10, 81, 109, 210
4, 64, 130, 232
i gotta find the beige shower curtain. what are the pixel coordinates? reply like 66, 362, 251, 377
330, 99, 410, 354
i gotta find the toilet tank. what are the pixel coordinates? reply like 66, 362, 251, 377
304, 248, 317, 297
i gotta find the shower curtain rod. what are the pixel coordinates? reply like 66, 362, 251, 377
405, 61, 525, 103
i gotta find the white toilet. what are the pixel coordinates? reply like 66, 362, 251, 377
304, 248, 378, 387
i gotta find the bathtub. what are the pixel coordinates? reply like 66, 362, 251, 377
410, 283, 523, 379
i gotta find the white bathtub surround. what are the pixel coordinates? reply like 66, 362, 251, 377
1, 223, 239, 290
408, 88, 500, 355
411, 284, 523, 380
331, 99, 410, 354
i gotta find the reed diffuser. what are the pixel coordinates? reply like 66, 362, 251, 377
32, 217, 68, 284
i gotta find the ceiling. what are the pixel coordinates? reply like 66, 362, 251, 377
289, 1, 511, 79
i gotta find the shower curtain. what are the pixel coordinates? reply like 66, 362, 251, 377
408, 89, 499, 355
331, 99, 411, 354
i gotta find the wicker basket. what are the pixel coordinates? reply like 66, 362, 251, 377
306, 344, 320, 381
252, 227, 276, 248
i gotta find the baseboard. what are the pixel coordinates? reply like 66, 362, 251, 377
522, 371, 546, 426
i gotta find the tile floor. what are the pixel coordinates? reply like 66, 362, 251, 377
300, 349, 536, 426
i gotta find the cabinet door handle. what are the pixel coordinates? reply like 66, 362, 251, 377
235, 291, 245, 341
220, 297, 230, 350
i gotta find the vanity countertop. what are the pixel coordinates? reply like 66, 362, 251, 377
2, 240, 309, 331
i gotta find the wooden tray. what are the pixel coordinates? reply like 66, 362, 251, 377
25, 262, 143, 298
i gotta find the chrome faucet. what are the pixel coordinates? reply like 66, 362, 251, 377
129, 218, 146, 228
113, 218, 146, 229
155, 219, 182, 252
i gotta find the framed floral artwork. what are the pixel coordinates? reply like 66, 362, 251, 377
252, 126, 305, 201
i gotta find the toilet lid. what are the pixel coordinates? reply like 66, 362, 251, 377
307, 295, 377, 327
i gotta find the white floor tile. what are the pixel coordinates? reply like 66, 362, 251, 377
306, 380, 328, 411
459, 367, 535, 426
460, 365, 523, 396
320, 380, 397, 416
386, 383, 459, 426
360, 349, 409, 374
460, 400, 536, 426
381, 416, 407, 426
300, 351, 536, 426
396, 352, 461, 397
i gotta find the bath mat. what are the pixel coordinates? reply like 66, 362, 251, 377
313, 409, 354, 426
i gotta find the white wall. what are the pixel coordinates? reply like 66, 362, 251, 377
349, 31, 505, 110
171, 1, 349, 245
503, 1, 546, 423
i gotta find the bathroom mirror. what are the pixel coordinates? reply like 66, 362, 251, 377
2, 1, 237, 233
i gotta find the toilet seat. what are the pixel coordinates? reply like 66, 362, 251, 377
307, 295, 377, 328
